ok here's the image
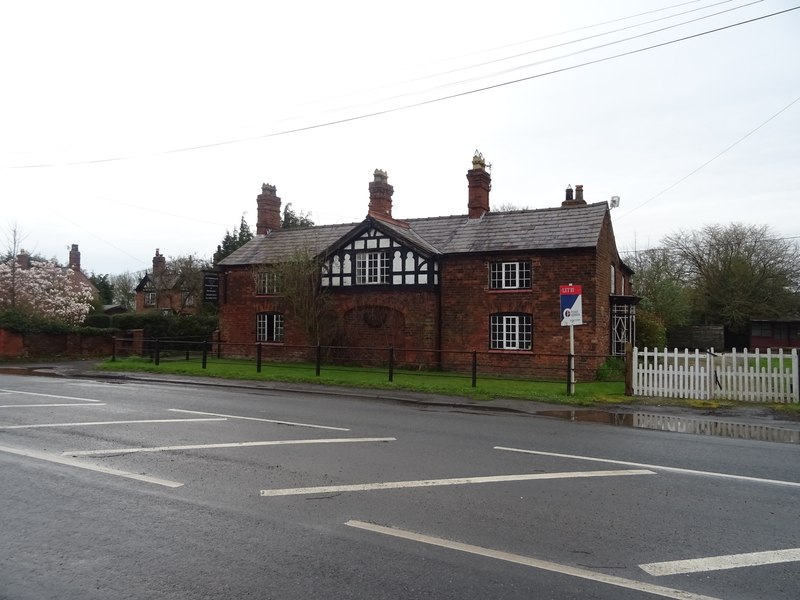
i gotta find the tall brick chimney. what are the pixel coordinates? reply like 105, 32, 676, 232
256, 183, 282, 234
153, 248, 166, 275
368, 169, 394, 219
562, 184, 587, 207
69, 244, 81, 272
467, 152, 491, 219
17, 252, 31, 270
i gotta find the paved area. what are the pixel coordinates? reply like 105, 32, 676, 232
1, 359, 798, 443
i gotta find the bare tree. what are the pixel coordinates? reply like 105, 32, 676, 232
268, 249, 334, 345
665, 224, 800, 337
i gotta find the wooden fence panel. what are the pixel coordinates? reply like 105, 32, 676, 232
632, 347, 798, 403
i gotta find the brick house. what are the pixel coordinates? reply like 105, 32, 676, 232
134, 249, 199, 315
215, 154, 636, 375
14, 244, 99, 302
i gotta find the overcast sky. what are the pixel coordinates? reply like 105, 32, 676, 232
2, 0, 798, 276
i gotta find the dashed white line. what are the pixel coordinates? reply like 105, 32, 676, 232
64, 437, 396, 456
345, 520, 721, 600
168, 408, 350, 431
640, 548, 800, 576
0, 418, 227, 430
0, 389, 103, 402
0, 444, 183, 488
495, 447, 800, 488
0, 403, 107, 408
259, 469, 654, 497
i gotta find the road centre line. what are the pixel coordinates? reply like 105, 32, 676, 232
260, 469, 654, 497
640, 548, 800, 576
495, 447, 800, 489
0, 389, 103, 402
0, 444, 183, 488
0, 403, 107, 409
0, 418, 227, 430
345, 520, 720, 600
64, 437, 396, 456
168, 408, 350, 431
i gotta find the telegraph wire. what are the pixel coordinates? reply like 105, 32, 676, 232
349, 0, 766, 109
3, 5, 798, 169
615, 92, 800, 220
289, 0, 750, 111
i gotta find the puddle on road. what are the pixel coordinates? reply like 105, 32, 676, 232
534, 409, 633, 426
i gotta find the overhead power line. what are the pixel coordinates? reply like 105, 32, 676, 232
616, 93, 800, 220
3, 4, 797, 170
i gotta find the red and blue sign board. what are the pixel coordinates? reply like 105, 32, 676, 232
560, 284, 583, 326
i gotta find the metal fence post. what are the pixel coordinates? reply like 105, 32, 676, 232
471, 351, 477, 388
111, 337, 116, 362
202, 340, 208, 369
316, 345, 321, 377
154, 339, 160, 366
256, 343, 262, 373
388, 347, 394, 382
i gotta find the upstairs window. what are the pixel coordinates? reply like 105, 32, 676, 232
490, 261, 531, 290
256, 312, 284, 343
356, 251, 389, 285
490, 314, 532, 350
256, 270, 279, 295
144, 287, 156, 307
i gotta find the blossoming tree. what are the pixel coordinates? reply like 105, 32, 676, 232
0, 258, 95, 325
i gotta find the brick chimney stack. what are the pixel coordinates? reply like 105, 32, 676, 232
17, 252, 31, 270
562, 184, 587, 207
368, 169, 394, 219
467, 152, 491, 219
69, 244, 81, 272
256, 183, 282, 234
153, 249, 166, 275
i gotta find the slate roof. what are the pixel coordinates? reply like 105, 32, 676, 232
218, 202, 610, 267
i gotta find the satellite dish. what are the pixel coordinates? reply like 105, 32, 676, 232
610, 196, 620, 208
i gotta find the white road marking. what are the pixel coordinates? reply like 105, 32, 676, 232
0, 444, 183, 488
168, 408, 350, 431
0, 389, 103, 402
64, 437, 396, 456
0, 418, 227, 430
0, 403, 107, 408
345, 520, 721, 600
495, 447, 800, 489
640, 548, 800, 576
259, 469, 654, 497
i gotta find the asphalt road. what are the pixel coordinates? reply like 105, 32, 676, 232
1, 374, 798, 599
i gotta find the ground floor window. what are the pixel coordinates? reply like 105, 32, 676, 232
257, 312, 284, 343
490, 314, 532, 350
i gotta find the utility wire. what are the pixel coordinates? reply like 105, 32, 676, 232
4, 5, 798, 169
615, 92, 800, 220
292, 0, 748, 111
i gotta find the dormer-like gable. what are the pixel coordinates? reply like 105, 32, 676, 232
320, 217, 439, 289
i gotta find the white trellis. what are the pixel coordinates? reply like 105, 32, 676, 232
631, 347, 799, 403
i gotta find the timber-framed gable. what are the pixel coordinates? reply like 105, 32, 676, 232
320, 217, 439, 291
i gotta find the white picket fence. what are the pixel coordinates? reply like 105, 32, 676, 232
632, 347, 799, 403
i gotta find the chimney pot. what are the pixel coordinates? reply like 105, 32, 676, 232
562, 183, 587, 207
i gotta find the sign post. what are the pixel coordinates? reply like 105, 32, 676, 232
560, 284, 583, 395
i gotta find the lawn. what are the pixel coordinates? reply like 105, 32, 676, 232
98, 356, 627, 406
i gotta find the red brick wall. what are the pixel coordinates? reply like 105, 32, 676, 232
217, 266, 440, 362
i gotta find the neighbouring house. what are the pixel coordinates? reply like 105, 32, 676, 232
215, 154, 637, 376
134, 250, 199, 315
13, 244, 99, 302
750, 318, 800, 349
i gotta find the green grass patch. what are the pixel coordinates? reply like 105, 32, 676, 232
99, 356, 627, 406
